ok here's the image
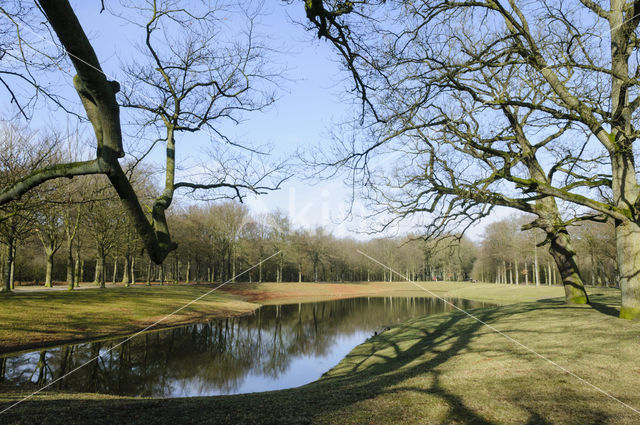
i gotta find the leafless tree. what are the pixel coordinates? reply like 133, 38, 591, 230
0, 1, 287, 266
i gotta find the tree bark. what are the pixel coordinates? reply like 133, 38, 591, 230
44, 249, 54, 288
66, 239, 74, 290
94, 255, 105, 288
547, 230, 589, 304
617, 221, 640, 319
185, 259, 190, 284
121, 255, 130, 286
130, 256, 136, 284
2, 238, 14, 292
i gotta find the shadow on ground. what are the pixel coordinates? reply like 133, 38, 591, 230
1, 299, 637, 425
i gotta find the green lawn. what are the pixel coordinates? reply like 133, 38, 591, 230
0, 285, 256, 354
0, 282, 636, 424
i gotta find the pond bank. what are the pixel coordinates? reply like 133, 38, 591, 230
0, 281, 579, 354
1, 287, 638, 424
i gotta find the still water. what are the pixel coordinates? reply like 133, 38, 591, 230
0, 297, 487, 397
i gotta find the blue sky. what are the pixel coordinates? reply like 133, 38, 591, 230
5, 1, 509, 240
74, 0, 382, 238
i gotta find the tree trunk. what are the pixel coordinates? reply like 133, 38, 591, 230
44, 249, 54, 288
121, 255, 130, 286
185, 259, 190, 284
534, 235, 540, 286
146, 259, 151, 286
130, 256, 136, 284
9, 243, 15, 290
231, 251, 236, 283
94, 255, 104, 287
66, 239, 74, 290
617, 221, 640, 318
2, 238, 13, 292
547, 230, 589, 304
111, 257, 118, 285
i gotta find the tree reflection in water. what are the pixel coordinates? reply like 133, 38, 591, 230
0, 297, 486, 397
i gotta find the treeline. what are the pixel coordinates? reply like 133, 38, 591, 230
0, 126, 617, 289
2, 192, 473, 288
473, 216, 617, 287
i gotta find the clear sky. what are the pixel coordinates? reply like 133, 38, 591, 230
6, 1, 510, 241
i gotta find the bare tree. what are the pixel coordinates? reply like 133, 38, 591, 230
0, 1, 286, 267
300, 0, 593, 304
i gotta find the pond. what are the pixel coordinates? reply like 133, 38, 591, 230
0, 296, 489, 398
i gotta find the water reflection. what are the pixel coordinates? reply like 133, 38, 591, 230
0, 297, 487, 397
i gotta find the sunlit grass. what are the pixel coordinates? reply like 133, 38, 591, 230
0, 285, 256, 353
0, 283, 636, 424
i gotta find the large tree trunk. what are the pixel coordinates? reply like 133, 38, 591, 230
530, 195, 589, 304
617, 221, 640, 319
547, 230, 589, 304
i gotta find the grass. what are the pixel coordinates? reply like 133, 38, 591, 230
0, 280, 585, 353
0, 285, 256, 354
0, 282, 636, 424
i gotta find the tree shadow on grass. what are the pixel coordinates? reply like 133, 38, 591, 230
0, 302, 630, 425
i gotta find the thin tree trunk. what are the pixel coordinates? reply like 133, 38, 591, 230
44, 249, 54, 288
9, 243, 15, 290
111, 256, 118, 285
146, 259, 151, 286
130, 256, 136, 284
121, 255, 130, 286
185, 259, 190, 284
2, 238, 13, 292
66, 240, 74, 290
534, 234, 540, 286
94, 256, 103, 286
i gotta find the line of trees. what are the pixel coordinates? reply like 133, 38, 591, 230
0, 132, 618, 291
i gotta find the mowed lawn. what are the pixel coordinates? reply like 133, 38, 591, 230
0, 282, 636, 424
0, 280, 580, 353
0, 285, 257, 354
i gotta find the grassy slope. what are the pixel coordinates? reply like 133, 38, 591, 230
1, 283, 637, 424
0, 280, 577, 353
0, 285, 256, 354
